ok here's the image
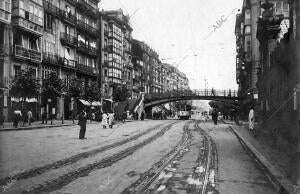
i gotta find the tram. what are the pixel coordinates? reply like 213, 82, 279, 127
177, 104, 192, 120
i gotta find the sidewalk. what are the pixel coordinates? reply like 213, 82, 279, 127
224, 120, 297, 194
0, 119, 139, 131
0, 120, 79, 131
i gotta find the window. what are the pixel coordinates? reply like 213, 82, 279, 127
44, 40, 55, 54
65, 47, 71, 60
44, 13, 54, 33
14, 65, 21, 77
65, 25, 70, 35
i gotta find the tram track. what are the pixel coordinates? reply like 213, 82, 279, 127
0, 122, 172, 190
21, 121, 178, 193
120, 120, 218, 194
121, 121, 193, 194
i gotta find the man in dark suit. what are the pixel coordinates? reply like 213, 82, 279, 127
78, 109, 87, 139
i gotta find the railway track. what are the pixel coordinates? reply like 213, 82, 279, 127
0, 122, 171, 190
21, 122, 178, 193
121, 120, 218, 194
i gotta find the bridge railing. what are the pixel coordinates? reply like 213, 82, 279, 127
144, 89, 238, 100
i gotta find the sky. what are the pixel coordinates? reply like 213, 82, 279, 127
99, 0, 243, 91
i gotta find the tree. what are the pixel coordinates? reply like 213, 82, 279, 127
83, 81, 101, 102
10, 69, 40, 100
112, 83, 130, 102
67, 77, 84, 99
42, 72, 65, 100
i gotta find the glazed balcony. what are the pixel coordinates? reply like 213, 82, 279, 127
77, 42, 97, 56
76, 63, 97, 76
60, 11, 77, 25
77, 20, 98, 37
12, 17, 43, 36
60, 32, 77, 47
77, 0, 98, 18
42, 53, 59, 66
59, 57, 76, 69
14, 45, 41, 62
43, 1, 60, 17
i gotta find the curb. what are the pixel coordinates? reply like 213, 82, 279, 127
0, 123, 77, 132
229, 126, 294, 194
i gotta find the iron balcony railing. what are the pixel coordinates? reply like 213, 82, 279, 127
77, 20, 98, 37
14, 45, 41, 62
77, 42, 97, 56
59, 57, 76, 69
60, 10, 77, 25
60, 32, 77, 47
76, 63, 97, 76
43, 1, 60, 17
12, 17, 43, 36
42, 53, 59, 65
77, 0, 98, 18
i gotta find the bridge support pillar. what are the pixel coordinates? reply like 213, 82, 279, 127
145, 106, 152, 119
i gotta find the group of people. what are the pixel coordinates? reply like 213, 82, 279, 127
12, 109, 33, 128
101, 112, 114, 128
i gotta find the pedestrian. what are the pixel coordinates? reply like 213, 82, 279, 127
102, 112, 108, 128
248, 107, 255, 132
78, 109, 87, 139
91, 112, 95, 123
108, 112, 114, 128
122, 111, 127, 123
13, 110, 22, 128
42, 110, 47, 124
0, 113, 4, 128
27, 110, 33, 125
141, 111, 145, 120
22, 109, 27, 127
212, 108, 218, 125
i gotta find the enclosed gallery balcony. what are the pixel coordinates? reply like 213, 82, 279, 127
14, 45, 41, 62
12, 17, 43, 36
60, 32, 77, 47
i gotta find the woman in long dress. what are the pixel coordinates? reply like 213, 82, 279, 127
248, 108, 255, 131
102, 113, 108, 128
108, 113, 114, 128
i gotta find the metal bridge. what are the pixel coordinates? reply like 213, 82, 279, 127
143, 89, 239, 108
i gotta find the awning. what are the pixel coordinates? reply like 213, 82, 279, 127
91, 101, 102, 106
79, 99, 91, 106
11, 97, 37, 102
103, 98, 113, 102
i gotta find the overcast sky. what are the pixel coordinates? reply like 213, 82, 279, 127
100, 0, 243, 91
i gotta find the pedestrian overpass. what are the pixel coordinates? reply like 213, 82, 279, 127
143, 89, 240, 109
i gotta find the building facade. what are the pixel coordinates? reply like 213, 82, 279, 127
99, 9, 133, 102
0, 0, 11, 119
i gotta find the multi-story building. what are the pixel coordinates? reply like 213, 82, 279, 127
235, 0, 261, 118
131, 39, 144, 98
99, 9, 133, 102
256, 0, 300, 182
42, 0, 99, 119
0, 0, 100, 121
0, 0, 11, 119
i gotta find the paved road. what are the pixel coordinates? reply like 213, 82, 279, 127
0, 118, 277, 193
